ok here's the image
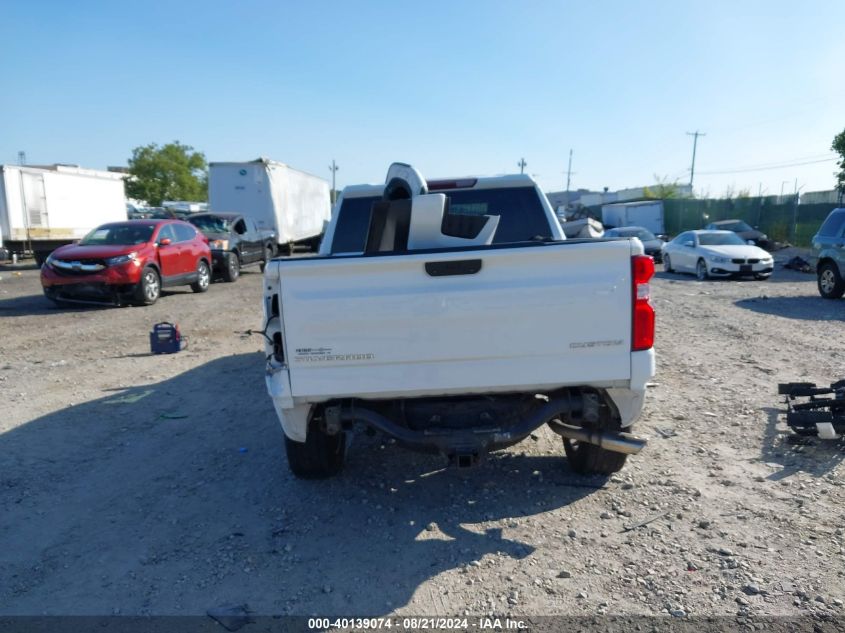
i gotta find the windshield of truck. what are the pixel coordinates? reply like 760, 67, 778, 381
698, 232, 746, 246
188, 215, 232, 233
331, 187, 552, 253
80, 224, 155, 245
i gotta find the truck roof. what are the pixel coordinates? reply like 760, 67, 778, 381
341, 173, 539, 198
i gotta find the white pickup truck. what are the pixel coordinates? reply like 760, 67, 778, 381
262, 164, 655, 478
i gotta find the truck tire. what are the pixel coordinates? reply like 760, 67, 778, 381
222, 252, 240, 282
134, 266, 161, 305
260, 245, 274, 273
817, 261, 845, 299
285, 422, 346, 479
190, 260, 211, 293
562, 424, 629, 475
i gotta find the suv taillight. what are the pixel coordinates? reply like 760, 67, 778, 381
632, 255, 655, 351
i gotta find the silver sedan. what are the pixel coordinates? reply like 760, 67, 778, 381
662, 230, 773, 280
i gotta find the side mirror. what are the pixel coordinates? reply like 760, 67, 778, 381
683, 240, 694, 248
159, 238, 172, 246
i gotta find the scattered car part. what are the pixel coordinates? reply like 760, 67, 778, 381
778, 381, 845, 439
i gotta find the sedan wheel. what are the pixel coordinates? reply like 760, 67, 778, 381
663, 254, 673, 273
696, 259, 709, 281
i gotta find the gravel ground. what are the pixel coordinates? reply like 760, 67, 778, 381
0, 252, 843, 619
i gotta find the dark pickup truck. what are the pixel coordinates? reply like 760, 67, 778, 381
187, 213, 276, 282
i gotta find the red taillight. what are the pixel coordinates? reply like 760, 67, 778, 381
632, 255, 655, 351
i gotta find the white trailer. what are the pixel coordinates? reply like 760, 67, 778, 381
601, 200, 665, 235
0, 164, 127, 262
208, 158, 331, 251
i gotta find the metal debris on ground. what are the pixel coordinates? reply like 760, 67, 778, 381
778, 381, 845, 440
782, 256, 813, 273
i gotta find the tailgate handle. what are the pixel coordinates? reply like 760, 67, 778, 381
424, 259, 482, 277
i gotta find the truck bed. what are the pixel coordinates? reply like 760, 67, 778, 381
268, 239, 638, 402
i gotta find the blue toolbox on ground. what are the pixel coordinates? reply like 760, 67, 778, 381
150, 322, 185, 354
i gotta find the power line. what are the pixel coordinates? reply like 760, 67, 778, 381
697, 156, 836, 176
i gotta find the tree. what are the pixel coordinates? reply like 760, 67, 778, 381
643, 175, 684, 199
126, 141, 207, 206
833, 128, 845, 195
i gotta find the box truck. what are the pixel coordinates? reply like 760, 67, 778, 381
601, 200, 665, 236
0, 164, 127, 263
208, 158, 331, 252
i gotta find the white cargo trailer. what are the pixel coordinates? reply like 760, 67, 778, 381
0, 164, 126, 262
208, 158, 331, 251
601, 200, 665, 235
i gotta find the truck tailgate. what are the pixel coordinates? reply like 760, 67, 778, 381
275, 240, 635, 400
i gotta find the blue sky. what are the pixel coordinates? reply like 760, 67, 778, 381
1, 0, 843, 197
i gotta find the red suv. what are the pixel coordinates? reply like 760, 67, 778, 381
41, 220, 212, 306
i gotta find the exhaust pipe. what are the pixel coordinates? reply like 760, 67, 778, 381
547, 420, 647, 455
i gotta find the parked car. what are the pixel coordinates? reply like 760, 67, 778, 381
262, 163, 654, 479
187, 212, 277, 282
812, 207, 845, 299
662, 230, 773, 280
40, 220, 212, 306
604, 226, 664, 262
703, 219, 770, 250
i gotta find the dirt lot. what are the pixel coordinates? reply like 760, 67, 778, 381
0, 255, 843, 619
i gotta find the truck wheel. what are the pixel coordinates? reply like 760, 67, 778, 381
284, 423, 346, 479
259, 246, 274, 273
817, 262, 845, 299
562, 424, 629, 475
222, 253, 240, 282
134, 267, 161, 305
190, 260, 211, 293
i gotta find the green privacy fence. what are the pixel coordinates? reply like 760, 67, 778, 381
661, 198, 838, 248
586, 198, 840, 248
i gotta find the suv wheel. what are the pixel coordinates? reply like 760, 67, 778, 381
135, 266, 161, 305
818, 262, 845, 299
191, 260, 211, 293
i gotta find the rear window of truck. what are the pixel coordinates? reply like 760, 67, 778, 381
331, 187, 552, 253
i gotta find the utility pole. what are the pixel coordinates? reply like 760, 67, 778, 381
565, 149, 573, 196
518, 158, 527, 174
686, 130, 706, 189
17, 151, 26, 166
328, 160, 339, 204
